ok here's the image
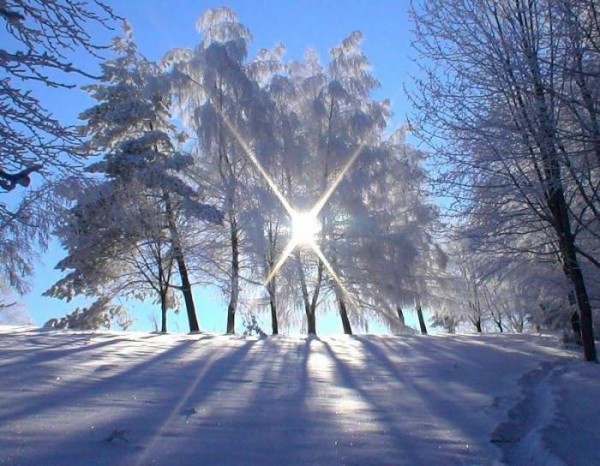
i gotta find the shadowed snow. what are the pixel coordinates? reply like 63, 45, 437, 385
0, 326, 597, 465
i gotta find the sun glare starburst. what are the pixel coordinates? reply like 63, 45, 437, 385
190, 74, 364, 305
291, 211, 321, 246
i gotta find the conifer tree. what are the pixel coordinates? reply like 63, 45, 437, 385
48, 24, 221, 332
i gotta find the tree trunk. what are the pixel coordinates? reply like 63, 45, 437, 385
175, 254, 200, 333
268, 280, 278, 335
524, 32, 596, 361
307, 311, 317, 336
294, 251, 320, 336
226, 215, 240, 334
328, 244, 351, 334
160, 291, 168, 334
308, 259, 324, 336
546, 158, 596, 360
571, 311, 581, 344
514, 317, 524, 333
266, 226, 279, 335
295, 252, 313, 334
269, 298, 278, 335
226, 302, 236, 334
563, 239, 596, 360
416, 302, 428, 335
162, 191, 200, 333
396, 306, 405, 327
495, 318, 503, 333
337, 294, 352, 335
563, 291, 581, 344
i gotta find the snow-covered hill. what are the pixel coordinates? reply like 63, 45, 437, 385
1, 326, 598, 465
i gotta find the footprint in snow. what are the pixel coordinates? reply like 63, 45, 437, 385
105, 428, 129, 443
180, 407, 197, 423
105, 428, 145, 451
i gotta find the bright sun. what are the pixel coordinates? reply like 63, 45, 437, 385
292, 211, 321, 246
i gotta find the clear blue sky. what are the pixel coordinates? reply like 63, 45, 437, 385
19, 1, 422, 334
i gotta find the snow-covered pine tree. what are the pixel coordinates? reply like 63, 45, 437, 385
43, 297, 132, 331
47, 24, 221, 333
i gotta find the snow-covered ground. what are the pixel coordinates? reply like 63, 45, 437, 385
1, 326, 598, 465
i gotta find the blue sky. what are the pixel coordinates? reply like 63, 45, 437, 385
18, 1, 422, 334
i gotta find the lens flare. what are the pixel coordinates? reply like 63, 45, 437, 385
186, 73, 364, 314
292, 211, 321, 246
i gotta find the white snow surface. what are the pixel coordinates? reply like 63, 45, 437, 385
1, 326, 598, 465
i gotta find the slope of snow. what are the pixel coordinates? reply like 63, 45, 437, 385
0, 326, 598, 465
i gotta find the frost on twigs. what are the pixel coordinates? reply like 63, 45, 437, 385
0, 0, 117, 292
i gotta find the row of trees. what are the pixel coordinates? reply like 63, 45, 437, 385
1, 2, 596, 360
428, 236, 573, 335
410, 0, 599, 360
45, 9, 440, 336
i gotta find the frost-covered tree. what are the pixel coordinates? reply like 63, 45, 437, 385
0, 280, 30, 325
238, 48, 328, 335
48, 25, 221, 333
431, 233, 573, 336
411, 0, 599, 360
167, 8, 257, 334
340, 129, 442, 335
165, 8, 439, 336
314, 31, 388, 334
242, 43, 294, 335
242, 34, 441, 336
428, 239, 495, 334
249, 33, 400, 335
49, 180, 183, 333
43, 297, 132, 331
0, 0, 116, 291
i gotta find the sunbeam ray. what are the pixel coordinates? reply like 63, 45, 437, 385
185, 73, 365, 310
263, 237, 299, 286
261, 142, 366, 287
309, 141, 367, 217
310, 243, 346, 295
216, 113, 296, 217
183, 74, 295, 216
311, 242, 362, 312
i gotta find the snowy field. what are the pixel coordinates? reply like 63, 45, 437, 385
1, 326, 598, 465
